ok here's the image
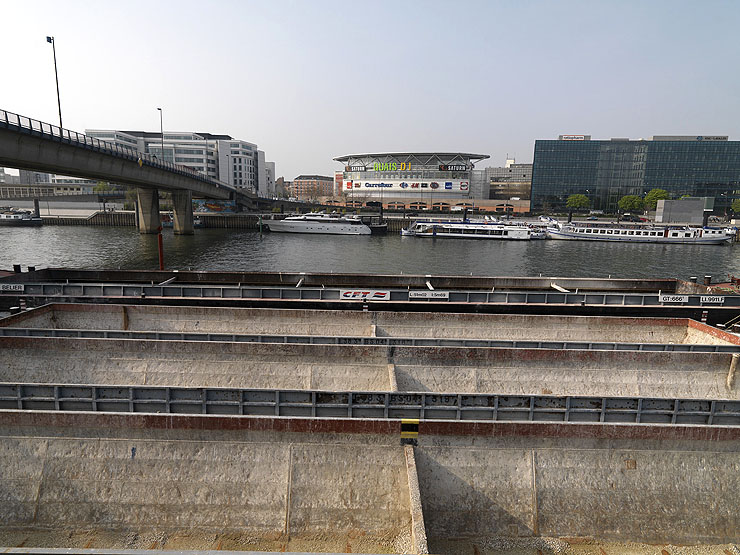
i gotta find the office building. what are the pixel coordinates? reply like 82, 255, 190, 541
531, 135, 740, 213
86, 129, 274, 196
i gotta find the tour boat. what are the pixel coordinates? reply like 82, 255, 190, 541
0, 210, 43, 227
267, 212, 372, 235
401, 217, 533, 240
546, 220, 736, 245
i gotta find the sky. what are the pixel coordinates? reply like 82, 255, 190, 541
2, 0, 740, 179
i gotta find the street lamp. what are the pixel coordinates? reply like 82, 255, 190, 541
45, 36, 62, 129
156, 108, 164, 162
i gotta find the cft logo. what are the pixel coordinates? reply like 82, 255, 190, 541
340, 290, 391, 301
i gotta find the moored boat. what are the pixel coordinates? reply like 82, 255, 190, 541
0, 209, 43, 227
401, 217, 533, 240
546, 219, 735, 245
267, 212, 372, 235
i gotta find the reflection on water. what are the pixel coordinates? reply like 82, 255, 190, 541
1, 226, 739, 280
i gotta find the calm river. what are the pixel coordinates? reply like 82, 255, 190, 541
1, 226, 739, 280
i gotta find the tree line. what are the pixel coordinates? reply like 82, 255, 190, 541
566, 189, 740, 214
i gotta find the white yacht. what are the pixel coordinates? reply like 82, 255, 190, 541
267, 212, 372, 235
401, 217, 533, 240
546, 220, 736, 244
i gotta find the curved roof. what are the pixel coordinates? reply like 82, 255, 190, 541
334, 152, 490, 162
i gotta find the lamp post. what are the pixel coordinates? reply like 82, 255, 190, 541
156, 108, 164, 162
45, 36, 62, 129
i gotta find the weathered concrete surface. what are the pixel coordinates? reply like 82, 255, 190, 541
2, 336, 737, 398
404, 446, 429, 554
0, 337, 391, 391
391, 348, 738, 399
416, 435, 740, 546
0, 427, 412, 552
6, 304, 737, 346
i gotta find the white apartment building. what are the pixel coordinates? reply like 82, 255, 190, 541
86, 129, 274, 196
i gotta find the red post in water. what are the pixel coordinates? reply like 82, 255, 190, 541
157, 226, 164, 270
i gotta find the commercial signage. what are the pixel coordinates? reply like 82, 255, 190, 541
560, 135, 587, 140
372, 162, 412, 171
408, 291, 450, 300
342, 180, 470, 192
696, 136, 728, 141
340, 290, 391, 301
346, 165, 366, 172
439, 164, 467, 171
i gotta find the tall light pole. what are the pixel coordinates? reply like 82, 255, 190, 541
156, 108, 164, 161
46, 36, 62, 129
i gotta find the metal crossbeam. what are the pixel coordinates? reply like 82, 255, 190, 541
2, 282, 740, 307
1, 327, 738, 353
1, 384, 739, 426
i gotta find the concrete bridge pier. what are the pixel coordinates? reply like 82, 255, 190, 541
136, 187, 160, 234
172, 190, 194, 235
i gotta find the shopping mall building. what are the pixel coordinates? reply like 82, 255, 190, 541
334, 152, 489, 210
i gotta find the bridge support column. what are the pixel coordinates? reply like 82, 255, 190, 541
172, 190, 194, 235
136, 188, 160, 234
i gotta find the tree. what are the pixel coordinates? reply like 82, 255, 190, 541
93, 181, 114, 193
618, 195, 644, 212
643, 188, 669, 210
731, 199, 740, 215
565, 194, 590, 210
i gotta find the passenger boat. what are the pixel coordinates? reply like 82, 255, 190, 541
267, 212, 372, 235
546, 220, 736, 245
401, 217, 533, 240
0, 210, 43, 226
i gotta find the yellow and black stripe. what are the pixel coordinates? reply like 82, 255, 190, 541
401, 418, 419, 439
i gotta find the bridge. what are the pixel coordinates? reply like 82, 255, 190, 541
0, 109, 259, 234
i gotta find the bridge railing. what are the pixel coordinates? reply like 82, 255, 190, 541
0, 108, 234, 192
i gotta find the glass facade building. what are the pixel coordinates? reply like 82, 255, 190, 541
531, 136, 740, 213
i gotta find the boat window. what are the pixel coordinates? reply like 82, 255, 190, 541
600, 230, 605, 234
503, 230, 508, 235
493, 229, 502, 235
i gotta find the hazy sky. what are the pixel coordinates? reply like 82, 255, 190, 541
3, 0, 740, 179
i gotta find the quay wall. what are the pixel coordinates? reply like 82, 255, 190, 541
8, 304, 735, 346
38, 212, 411, 231
1, 336, 737, 399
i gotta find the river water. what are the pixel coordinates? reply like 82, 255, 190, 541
1, 226, 739, 280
